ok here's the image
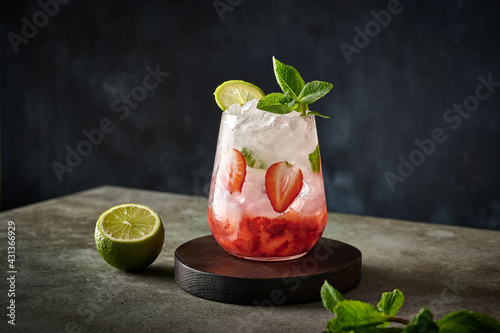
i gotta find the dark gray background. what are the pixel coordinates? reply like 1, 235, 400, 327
2, 0, 499, 229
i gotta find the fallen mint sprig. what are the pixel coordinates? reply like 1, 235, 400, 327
321, 280, 500, 332
257, 57, 332, 118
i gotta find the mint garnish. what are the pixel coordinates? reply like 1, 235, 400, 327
241, 147, 266, 169
257, 57, 332, 118
308, 145, 321, 173
321, 281, 500, 332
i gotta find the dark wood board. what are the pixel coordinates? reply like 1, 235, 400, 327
174, 235, 362, 305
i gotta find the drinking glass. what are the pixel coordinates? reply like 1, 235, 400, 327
207, 100, 327, 261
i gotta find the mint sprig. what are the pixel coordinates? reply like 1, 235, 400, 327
321, 281, 500, 332
257, 57, 332, 118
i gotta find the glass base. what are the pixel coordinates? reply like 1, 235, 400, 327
231, 251, 308, 262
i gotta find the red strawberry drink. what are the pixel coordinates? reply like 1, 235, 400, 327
207, 99, 327, 261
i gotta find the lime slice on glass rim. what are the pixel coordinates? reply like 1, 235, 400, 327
214, 80, 265, 111
94, 203, 164, 270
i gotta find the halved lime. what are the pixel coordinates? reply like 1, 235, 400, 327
94, 203, 164, 270
214, 80, 265, 111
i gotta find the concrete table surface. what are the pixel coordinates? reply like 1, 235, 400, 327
1, 186, 499, 332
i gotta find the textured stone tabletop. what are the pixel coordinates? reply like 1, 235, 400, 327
1, 186, 499, 332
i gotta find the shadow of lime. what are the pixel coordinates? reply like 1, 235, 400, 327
123, 263, 174, 279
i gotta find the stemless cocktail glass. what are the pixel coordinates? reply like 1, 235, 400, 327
207, 99, 327, 261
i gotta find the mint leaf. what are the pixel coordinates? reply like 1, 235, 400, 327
327, 300, 389, 331
403, 308, 438, 333
241, 147, 266, 169
306, 110, 330, 119
279, 91, 294, 104
308, 145, 321, 173
273, 56, 305, 99
377, 289, 404, 328
321, 280, 344, 313
297, 80, 333, 105
437, 310, 500, 333
278, 91, 301, 110
257, 93, 294, 114
377, 289, 404, 317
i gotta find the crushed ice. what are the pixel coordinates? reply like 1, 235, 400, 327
224, 99, 310, 132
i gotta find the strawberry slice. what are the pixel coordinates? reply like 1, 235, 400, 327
265, 161, 303, 213
219, 148, 247, 194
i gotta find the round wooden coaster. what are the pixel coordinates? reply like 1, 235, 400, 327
174, 235, 362, 305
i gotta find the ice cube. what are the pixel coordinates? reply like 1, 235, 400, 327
288, 181, 311, 212
271, 111, 301, 131
226, 200, 242, 226
240, 99, 258, 113
226, 102, 241, 115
